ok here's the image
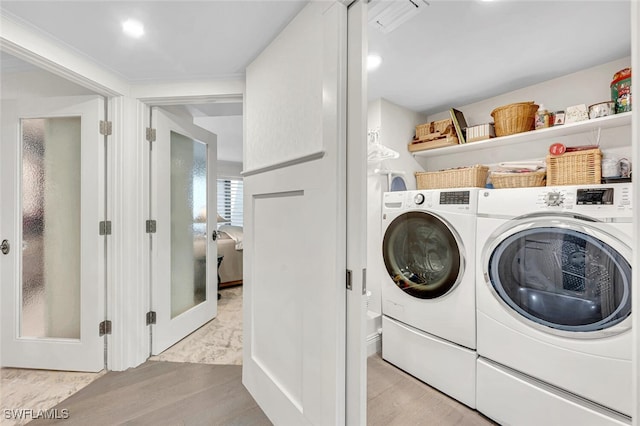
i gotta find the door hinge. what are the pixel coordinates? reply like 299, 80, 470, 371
99, 320, 112, 336
146, 127, 156, 142
146, 220, 157, 233
99, 221, 112, 235
346, 269, 353, 291
100, 120, 113, 136
146, 311, 157, 325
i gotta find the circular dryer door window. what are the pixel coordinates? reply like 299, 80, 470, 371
382, 211, 462, 299
488, 227, 631, 333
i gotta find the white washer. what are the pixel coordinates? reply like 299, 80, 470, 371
475, 183, 632, 425
381, 188, 479, 408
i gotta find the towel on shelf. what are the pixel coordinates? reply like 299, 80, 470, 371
495, 160, 546, 173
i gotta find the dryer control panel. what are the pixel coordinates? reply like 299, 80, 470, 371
477, 183, 632, 219
440, 190, 470, 205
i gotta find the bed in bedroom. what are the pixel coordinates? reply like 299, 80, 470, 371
217, 225, 243, 287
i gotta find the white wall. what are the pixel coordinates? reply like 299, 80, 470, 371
427, 57, 631, 126
217, 160, 243, 179
367, 98, 427, 318
1, 70, 95, 99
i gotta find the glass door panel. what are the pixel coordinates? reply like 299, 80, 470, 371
21, 117, 82, 339
382, 211, 462, 299
170, 131, 207, 318
488, 227, 632, 332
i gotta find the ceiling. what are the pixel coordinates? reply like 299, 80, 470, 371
0, 0, 632, 161
368, 0, 631, 115
0, 1, 308, 82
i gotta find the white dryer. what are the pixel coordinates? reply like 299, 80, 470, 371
381, 188, 479, 408
475, 184, 632, 426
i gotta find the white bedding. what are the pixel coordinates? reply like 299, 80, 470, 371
219, 225, 243, 250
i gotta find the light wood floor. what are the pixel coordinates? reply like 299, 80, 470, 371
28, 355, 496, 425
368, 354, 496, 426
29, 361, 270, 425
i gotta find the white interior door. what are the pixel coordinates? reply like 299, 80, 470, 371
242, 2, 366, 424
150, 108, 217, 355
0, 95, 105, 372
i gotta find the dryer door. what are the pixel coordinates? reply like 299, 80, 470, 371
485, 218, 631, 336
382, 211, 463, 299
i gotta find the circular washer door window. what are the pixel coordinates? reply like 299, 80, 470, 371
488, 227, 631, 333
382, 211, 462, 299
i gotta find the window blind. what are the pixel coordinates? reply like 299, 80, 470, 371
217, 178, 243, 227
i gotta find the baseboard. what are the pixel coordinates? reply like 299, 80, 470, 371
220, 280, 243, 288
367, 331, 382, 357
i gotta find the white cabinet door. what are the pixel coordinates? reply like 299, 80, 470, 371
242, 2, 365, 424
150, 108, 218, 355
0, 96, 105, 372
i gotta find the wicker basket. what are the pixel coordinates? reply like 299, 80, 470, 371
416, 118, 453, 140
491, 170, 546, 189
416, 165, 489, 189
491, 102, 539, 137
546, 149, 602, 186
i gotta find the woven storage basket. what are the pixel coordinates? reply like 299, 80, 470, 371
491, 102, 539, 137
546, 149, 602, 186
491, 170, 546, 189
415, 118, 453, 140
416, 165, 489, 189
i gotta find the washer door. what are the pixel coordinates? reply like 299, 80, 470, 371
382, 211, 463, 299
486, 219, 631, 335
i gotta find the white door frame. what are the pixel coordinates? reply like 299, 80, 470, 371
631, 1, 639, 423
346, 1, 368, 424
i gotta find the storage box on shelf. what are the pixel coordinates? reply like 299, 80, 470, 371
546, 148, 602, 186
415, 165, 489, 189
466, 123, 495, 143
491, 170, 546, 189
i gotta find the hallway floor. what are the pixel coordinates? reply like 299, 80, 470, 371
0, 286, 242, 426
149, 285, 243, 365
3, 287, 495, 425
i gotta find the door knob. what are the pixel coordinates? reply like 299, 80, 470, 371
1, 240, 9, 255
212, 231, 218, 241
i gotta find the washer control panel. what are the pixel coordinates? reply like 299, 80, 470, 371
478, 184, 633, 218
544, 190, 565, 207
576, 188, 614, 205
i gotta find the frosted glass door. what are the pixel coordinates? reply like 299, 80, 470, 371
150, 108, 217, 355
1, 96, 105, 372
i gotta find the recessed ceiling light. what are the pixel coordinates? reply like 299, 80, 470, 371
367, 54, 382, 71
122, 19, 144, 38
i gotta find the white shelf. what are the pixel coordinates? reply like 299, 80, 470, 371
412, 112, 632, 170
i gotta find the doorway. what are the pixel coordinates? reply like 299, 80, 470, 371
0, 51, 110, 372
144, 101, 245, 366
0, 50, 111, 415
